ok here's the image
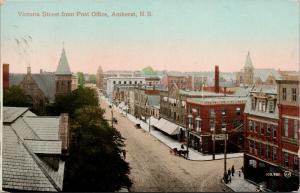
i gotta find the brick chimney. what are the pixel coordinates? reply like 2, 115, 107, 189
59, 113, 69, 154
215, 65, 219, 93
3, 63, 9, 90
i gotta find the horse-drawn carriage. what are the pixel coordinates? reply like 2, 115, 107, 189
171, 148, 188, 157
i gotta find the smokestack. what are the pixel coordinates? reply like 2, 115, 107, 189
215, 65, 219, 93
3, 63, 9, 90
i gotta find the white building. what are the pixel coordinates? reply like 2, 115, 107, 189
104, 77, 146, 100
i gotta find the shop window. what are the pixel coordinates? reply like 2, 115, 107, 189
253, 121, 257, 133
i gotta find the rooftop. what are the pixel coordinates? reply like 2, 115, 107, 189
187, 96, 247, 104
3, 107, 65, 192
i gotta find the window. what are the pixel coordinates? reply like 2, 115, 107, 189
283, 88, 287, 100
294, 155, 299, 171
258, 101, 262, 111
266, 145, 270, 159
284, 152, 289, 167
253, 121, 257, 133
262, 101, 266, 112
272, 125, 277, 138
124, 81, 127, 84
140, 81, 142, 84
135, 81, 137, 84
251, 98, 256, 110
269, 100, 274, 113
249, 120, 253, 131
272, 147, 277, 161
113, 81, 116, 84
236, 107, 241, 115
260, 123, 264, 135
284, 118, 289, 137
118, 81, 121, 84
221, 108, 226, 116
293, 120, 298, 139
266, 124, 271, 137
292, 88, 297, 101
260, 143, 264, 157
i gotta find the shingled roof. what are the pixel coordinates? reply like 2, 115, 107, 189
9, 73, 56, 103
3, 107, 65, 192
55, 48, 72, 75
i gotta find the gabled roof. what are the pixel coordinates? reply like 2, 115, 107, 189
9, 73, 56, 103
55, 48, 72, 75
254, 69, 282, 82
3, 107, 65, 192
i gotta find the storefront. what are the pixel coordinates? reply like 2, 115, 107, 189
244, 155, 300, 192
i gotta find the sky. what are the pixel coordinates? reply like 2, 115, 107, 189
0, 0, 299, 74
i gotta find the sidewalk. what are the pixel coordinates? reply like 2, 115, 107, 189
104, 97, 243, 161
224, 171, 258, 192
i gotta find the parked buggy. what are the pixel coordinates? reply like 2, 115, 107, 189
135, 123, 141, 129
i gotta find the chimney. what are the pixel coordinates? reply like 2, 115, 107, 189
215, 65, 219, 93
59, 113, 69, 154
3, 63, 9, 89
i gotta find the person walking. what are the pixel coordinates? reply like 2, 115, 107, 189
228, 174, 231, 183
238, 170, 241, 177
122, 150, 126, 159
241, 166, 244, 173
231, 165, 235, 176
228, 169, 231, 177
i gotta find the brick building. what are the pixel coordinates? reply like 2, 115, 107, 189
186, 96, 246, 154
243, 83, 299, 191
162, 74, 192, 90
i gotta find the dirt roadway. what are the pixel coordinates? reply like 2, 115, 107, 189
100, 99, 243, 192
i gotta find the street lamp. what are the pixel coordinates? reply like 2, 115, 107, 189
222, 126, 227, 182
109, 104, 114, 128
187, 114, 193, 159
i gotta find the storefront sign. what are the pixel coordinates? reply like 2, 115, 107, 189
212, 134, 228, 141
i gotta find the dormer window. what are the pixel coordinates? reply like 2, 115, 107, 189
269, 100, 274, 113
251, 98, 256, 110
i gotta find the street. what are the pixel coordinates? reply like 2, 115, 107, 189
100, 98, 243, 192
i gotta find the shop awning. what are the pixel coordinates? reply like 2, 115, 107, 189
156, 118, 180, 135
149, 116, 160, 128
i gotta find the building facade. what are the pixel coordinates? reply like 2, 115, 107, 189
96, 65, 104, 90
243, 83, 299, 191
186, 96, 246, 154
3, 63, 9, 89
104, 77, 146, 100
162, 75, 193, 90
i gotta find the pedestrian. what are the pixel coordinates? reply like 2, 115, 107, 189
228, 169, 231, 176
231, 165, 235, 176
223, 173, 228, 184
122, 150, 126, 159
241, 166, 244, 173
238, 170, 241, 177
228, 174, 231, 183
181, 144, 184, 149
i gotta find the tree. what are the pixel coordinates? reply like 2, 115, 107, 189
77, 72, 85, 87
3, 86, 30, 107
63, 106, 132, 191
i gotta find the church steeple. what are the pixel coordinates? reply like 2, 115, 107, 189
244, 51, 254, 70
55, 48, 72, 75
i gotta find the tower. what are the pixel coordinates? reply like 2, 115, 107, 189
96, 65, 104, 90
55, 48, 72, 97
243, 51, 254, 86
